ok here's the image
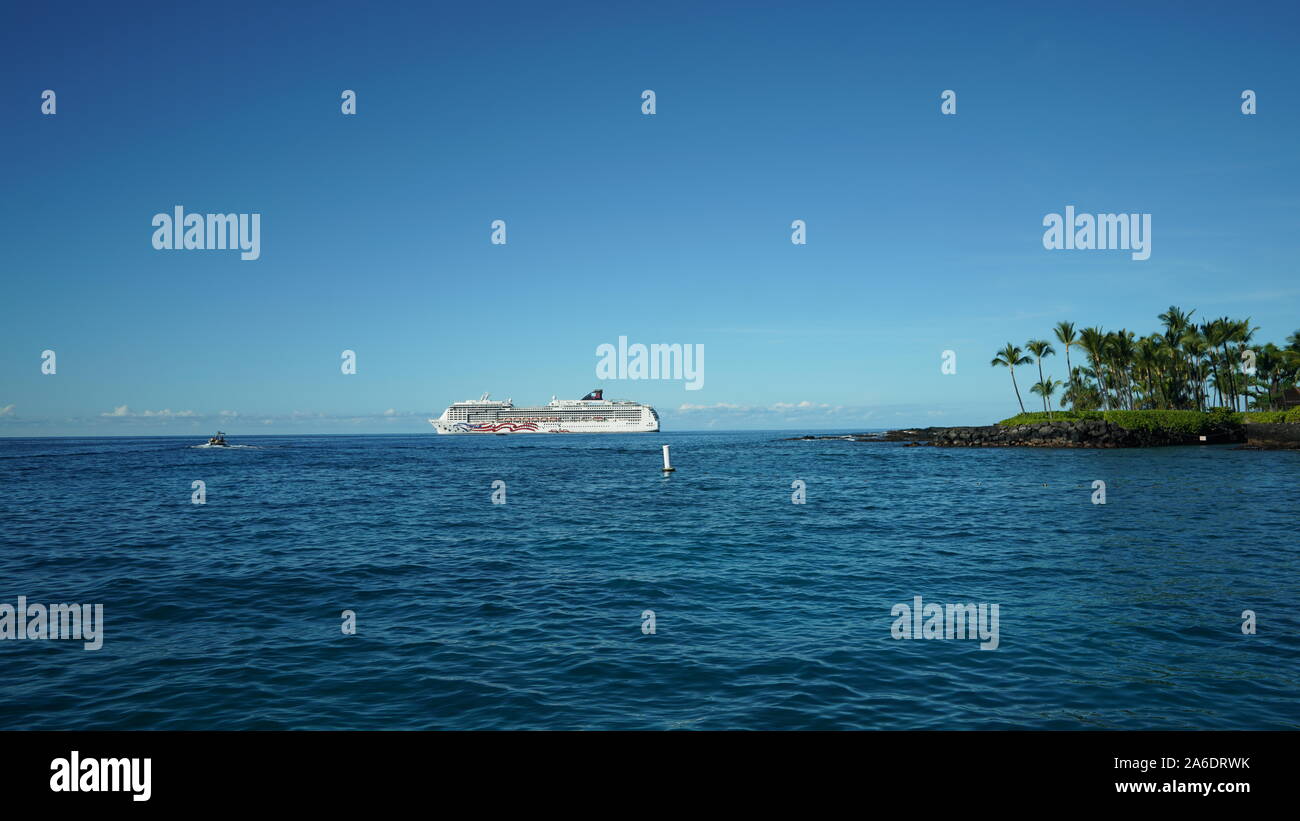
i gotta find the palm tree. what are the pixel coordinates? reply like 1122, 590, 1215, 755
1061, 366, 1101, 410
1025, 339, 1056, 413
1230, 318, 1258, 411
1202, 319, 1230, 408
1107, 331, 1137, 409
1254, 344, 1282, 410
1158, 305, 1194, 407
1053, 322, 1077, 407
1281, 349, 1300, 406
1181, 329, 1209, 410
1135, 336, 1161, 408
1031, 379, 1062, 420
1014, 310, 1298, 416
1078, 327, 1110, 410
1194, 318, 1254, 410
991, 343, 1033, 414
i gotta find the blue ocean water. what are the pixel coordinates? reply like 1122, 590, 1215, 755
0, 432, 1296, 730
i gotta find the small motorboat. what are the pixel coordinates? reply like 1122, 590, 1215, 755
207, 431, 230, 447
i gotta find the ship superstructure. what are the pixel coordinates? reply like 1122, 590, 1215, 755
429, 390, 659, 434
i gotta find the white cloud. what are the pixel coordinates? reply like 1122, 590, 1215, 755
101, 405, 196, 418
677, 402, 745, 411
655, 398, 1005, 429
677, 400, 841, 414
95, 406, 428, 424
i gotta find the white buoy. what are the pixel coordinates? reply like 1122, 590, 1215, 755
661, 444, 675, 472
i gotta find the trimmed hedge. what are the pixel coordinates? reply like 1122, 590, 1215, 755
1242, 411, 1289, 423
1244, 409, 1300, 423
996, 411, 1098, 426
1103, 410, 1219, 435
996, 408, 1300, 432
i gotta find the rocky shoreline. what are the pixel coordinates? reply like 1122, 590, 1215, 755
1244, 422, 1300, 450
786, 420, 1260, 449
783, 429, 941, 443
917, 420, 1242, 448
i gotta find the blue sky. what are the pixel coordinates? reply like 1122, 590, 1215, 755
3, 0, 1298, 435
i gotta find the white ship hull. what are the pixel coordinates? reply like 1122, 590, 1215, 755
431, 419, 657, 434
429, 391, 659, 434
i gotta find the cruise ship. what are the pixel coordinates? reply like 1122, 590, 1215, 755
429, 390, 659, 434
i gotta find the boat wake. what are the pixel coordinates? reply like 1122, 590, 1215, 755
191, 444, 259, 449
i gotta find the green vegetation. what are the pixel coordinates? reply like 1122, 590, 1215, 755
1025, 339, 1058, 419
1243, 408, 1300, 423
997, 411, 1094, 426
1102, 410, 1228, 436
990, 307, 1300, 414
997, 407, 1300, 430
989, 343, 1033, 414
